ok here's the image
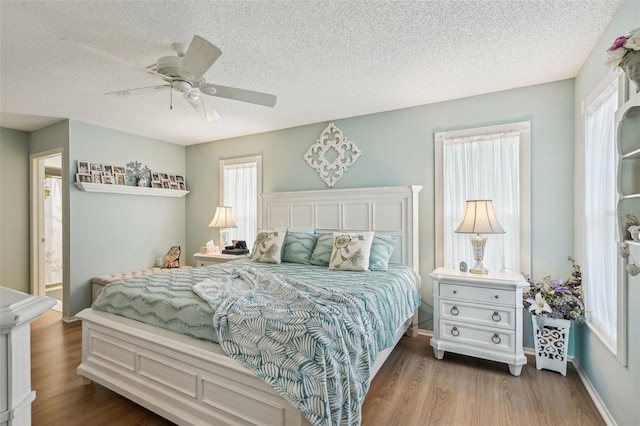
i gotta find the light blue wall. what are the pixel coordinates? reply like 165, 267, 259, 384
2, 120, 187, 317
573, 1, 640, 424
0, 128, 31, 292
186, 78, 575, 336
66, 120, 187, 316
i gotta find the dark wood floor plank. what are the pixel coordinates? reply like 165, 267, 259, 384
30, 310, 605, 425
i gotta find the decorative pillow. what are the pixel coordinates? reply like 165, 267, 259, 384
328, 232, 374, 271
309, 233, 334, 266
251, 230, 286, 264
282, 232, 318, 264
369, 235, 397, 271
162, 245, 181, 268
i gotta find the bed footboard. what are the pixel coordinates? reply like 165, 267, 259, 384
76, 308, 311, 426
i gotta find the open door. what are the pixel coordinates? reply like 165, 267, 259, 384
30, 149, 64, 313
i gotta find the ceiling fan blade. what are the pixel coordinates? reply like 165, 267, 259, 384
177, 35, 222, 82
199, 84, 277, 107
183, 92, 221, 121
59, 38, 168, 81
105, 85, 170, 97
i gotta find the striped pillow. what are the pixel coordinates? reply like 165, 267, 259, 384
282, 232, 318, 264
369, 235, 396, 271
309, 233, 334, 266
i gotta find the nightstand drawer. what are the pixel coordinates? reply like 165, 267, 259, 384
439, 320, 515, 353
439, 300, 515, 330
440, 283, 515, 305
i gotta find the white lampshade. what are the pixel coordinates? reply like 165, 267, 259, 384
208, 206, 237, 229
455, 200, 505, 235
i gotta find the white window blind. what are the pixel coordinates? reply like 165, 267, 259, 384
220, 156, 262, 248
584, 78, 619, 351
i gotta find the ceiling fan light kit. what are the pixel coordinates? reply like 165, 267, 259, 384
62, 35, 276, 121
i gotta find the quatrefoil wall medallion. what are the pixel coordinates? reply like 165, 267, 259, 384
304, 122, 362, 187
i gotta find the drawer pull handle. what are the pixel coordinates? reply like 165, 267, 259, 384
492, 311, 501, 322
491, 333, 501, 344
494, 295, 499, 299
450, 306, 459, 316
451, 327, 460, 337
453, 290, 458, 294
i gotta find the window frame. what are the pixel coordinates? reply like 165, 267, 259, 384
218, 155, 263, 247
434, 121, 531, 276
580, 69, 628, 365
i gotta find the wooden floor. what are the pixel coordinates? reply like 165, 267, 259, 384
31, 310, 604, 426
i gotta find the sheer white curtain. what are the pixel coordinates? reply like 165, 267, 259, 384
442, 131, 521, 273
584, 80, 618, 349
222, 161, 258, 248
44, 176, 63, 285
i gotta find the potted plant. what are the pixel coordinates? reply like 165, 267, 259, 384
125, 161, 151, 187
523, 257, 585, 376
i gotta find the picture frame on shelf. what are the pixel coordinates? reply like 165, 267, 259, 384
89, 162, 103, 173
91, 172, 103, 184
151, 171, 160, 181
151, 181, 162, 189
169, 182, 179, 190
77, 173, 92, 183
103, 175, 115, 185
77, 161, 89, 174
115, 174, 126, 185
175, 175, 184, 182
103, 165, 113, 176
159, 172, 169, 180
161, 179, 170, 189
178, 181, 186, 190
169, 174, 177, 183
113, 165, 126, 174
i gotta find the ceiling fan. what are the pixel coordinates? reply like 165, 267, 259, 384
60, 35, 277, 121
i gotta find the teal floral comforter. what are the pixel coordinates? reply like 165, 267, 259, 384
193, 262, 420, 426
92, 260, 420, 425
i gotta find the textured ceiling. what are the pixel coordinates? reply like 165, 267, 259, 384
0, 1, 623, 146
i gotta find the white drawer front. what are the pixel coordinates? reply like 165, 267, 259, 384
439, 320, 515, 354
440, 283, 515, 305
440, 300, 515, 330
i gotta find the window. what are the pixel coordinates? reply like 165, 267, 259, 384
219, 156, 262, 248
583, 74, 620, 354
435, 122, 531, 275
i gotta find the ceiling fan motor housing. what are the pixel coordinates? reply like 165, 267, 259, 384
156, 56, 181, 78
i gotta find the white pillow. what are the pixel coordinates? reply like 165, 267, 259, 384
328, 231, 374, 271
251, 230, 286, 264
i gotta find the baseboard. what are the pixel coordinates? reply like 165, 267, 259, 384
571, 357, 617, 426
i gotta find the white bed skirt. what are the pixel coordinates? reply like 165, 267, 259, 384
76, 308, 416, 426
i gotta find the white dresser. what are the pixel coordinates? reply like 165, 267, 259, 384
0, 287, 55, 425
429, 267, 529, 376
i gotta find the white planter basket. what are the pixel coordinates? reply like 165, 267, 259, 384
531, 316, 570, 376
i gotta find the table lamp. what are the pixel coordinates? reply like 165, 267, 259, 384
455, 200, 505, 274
208, 206, 237, 249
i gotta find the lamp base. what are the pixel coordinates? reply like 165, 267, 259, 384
469, 234, 489, 274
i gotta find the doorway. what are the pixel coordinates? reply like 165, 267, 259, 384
31, 149, 64, 313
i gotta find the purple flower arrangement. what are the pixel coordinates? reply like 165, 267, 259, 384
606, 27, 640, 70
523, 257, 585, 324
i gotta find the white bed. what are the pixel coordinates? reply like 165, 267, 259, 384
76, 185, 422, 426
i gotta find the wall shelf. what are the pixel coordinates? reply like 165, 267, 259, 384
75, 182, 189, 198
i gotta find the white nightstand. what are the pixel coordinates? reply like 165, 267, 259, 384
429, 267, 529, 376
193, 252, 247, 267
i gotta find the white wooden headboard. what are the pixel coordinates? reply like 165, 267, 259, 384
259, 185, 422, 272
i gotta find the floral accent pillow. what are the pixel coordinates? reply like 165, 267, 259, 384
328, 232, 374, 271
251, 230, 286, 264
